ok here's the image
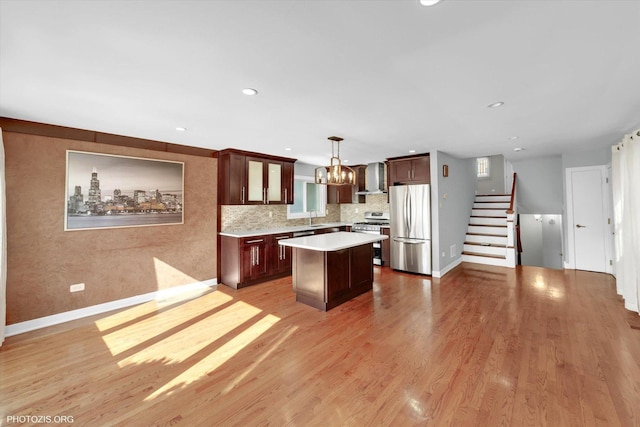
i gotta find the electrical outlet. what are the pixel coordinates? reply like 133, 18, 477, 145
70, 283, 85, 293
355, 208, 359, 213
441, 251, 446, 257
269, 211, 273, 218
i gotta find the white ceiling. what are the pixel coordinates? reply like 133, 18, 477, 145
2, 0, 640, 166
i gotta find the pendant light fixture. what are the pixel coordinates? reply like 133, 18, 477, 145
315, 136, 355, 186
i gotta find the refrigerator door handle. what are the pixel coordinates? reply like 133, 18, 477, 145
393, 237, 426, 244
404, 189, 409, 233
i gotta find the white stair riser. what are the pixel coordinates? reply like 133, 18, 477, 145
471, 209, 507, 217
473, 202, 510, 209
463, 244, 506, 256
475, 195, 511, 202
470, 217, 507, 226
462, 254, 509, 267
465, 234, 508, 245
467, 225, 507, 235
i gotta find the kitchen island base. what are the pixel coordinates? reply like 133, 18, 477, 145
292, 243, 373, 311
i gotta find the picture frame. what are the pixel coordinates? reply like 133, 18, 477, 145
65, 150, 184, 231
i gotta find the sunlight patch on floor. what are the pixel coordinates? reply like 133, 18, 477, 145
109, 300, 262, 362
93, 288, 231, 333
145, 313, 281, 400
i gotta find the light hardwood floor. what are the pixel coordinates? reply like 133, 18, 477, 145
1, 263, 639, 426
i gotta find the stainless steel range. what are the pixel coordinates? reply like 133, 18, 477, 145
352, 211, 389, 265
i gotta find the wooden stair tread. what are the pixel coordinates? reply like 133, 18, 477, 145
466, 232, 508, 237
464, 241, 506, 248
462, 251, 506, 259
469, 224, 507, 228
476, 194, 511, 196
470, 215, 507, 218
472, 208, 509, 210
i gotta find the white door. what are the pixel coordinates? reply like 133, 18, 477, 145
567, 167, 609, 272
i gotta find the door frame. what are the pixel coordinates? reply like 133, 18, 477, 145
564, 165, 613, 274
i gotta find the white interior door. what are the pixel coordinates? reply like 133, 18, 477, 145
567, 167, 609, 272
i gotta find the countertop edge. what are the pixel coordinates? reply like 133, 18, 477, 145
219, 222, 351, 238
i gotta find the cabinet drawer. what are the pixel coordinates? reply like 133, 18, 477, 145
241, 236, 267, 245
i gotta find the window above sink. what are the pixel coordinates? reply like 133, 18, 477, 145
287, 175, 327, 219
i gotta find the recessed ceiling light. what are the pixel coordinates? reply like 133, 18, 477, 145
409, 149, 416, 153
284, 147, 292, 151
419, 0, 442, 6
510, 136, 519, 140
513, 147, 524, 152
242, 88, 258, 96
175, 127, 187, 131
488, 101, 504, 108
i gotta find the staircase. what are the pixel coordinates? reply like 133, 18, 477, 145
462, 194, 516, 268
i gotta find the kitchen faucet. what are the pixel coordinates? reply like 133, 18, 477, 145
308, 209, 317, 226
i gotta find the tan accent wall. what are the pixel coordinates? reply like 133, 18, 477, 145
3, 131, 217, 324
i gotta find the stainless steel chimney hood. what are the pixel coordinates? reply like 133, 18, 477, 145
356, 162, 386, 195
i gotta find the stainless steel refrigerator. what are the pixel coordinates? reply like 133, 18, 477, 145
389, 184, 432, 275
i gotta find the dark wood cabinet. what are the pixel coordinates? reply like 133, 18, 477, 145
387, 154, 430, 185
282, 162, 294, 204
269, 233, 293, 275
221, 227, 351, 289
221, 235, 273, 289
381, 227, 390, 266
240, 236, 269, 283
327, 184, 354, 204
217, 149, 295, 205
218, 151, 246, 205
292, 243, 374, 311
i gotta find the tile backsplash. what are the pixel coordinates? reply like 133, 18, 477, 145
220, 194, 389, 232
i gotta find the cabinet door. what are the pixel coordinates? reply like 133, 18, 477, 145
267, 161, 282, 203
241, 237, 268, 281
282, 162, 294, 204
411, 157, 431, 183
389, 159, 413, 185
219, 152, 246, 205
326, 249, 351, 301
246, 158, 265, 203
270, 234, 292, 275
327, 185, 353, 204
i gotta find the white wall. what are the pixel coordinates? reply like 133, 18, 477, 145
512, 155, 563, 214
476, 155, 505, 194
432, 151, 477, 276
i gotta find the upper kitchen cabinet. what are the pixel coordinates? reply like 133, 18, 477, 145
326, 164, 366, 204
217, 149, 296, 205
387, 153, 430, 185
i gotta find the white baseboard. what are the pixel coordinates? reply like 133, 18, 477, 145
432, 258, 462, 278
5, 279, 218, 337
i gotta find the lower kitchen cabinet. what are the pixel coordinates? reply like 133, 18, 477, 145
220, 227, 349, 289
221, 233, 293, 289
269, 233, 293, 276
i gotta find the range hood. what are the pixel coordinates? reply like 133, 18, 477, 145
356, 162, 386, 195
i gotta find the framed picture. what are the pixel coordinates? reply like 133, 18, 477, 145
65, 150, 184, 231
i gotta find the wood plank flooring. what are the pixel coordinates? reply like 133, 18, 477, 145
1, 263, 639, 426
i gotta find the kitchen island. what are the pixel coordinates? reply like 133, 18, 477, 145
279, 232, 388, 311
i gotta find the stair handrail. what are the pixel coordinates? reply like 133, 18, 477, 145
506, 172, 517, 214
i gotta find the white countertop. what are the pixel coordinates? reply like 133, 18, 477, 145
279, 231, 388, 252
219, 222, 350, 238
